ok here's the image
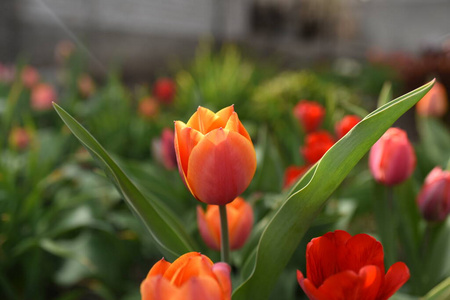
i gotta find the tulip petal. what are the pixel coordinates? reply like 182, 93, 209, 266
212, 262, 232, 299
225, 112, 251, 142
147, 258, 171, 278
297, 270, 327, 300
358, 265, 383, 300
306, 230, 351, 287
187, 106, 234, 134
338, 233, 385, 274
141, 275, 177, 300
174, 121, 203, 191
197, 206, 221, 250
228, 199, 253, 249
187, 128, 256, 205
377, 262, 410, 300
317, 270, 360, 300
179, 276, 224, 300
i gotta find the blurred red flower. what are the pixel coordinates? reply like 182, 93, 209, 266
297, 230, 410, 300
283, 165, 309, 189
152, 128, 177, 170
153, 77, 176, 104
416, 81, 447, 117
21, 66, 40, 89
301, 131, 334, 164
335, 115, 361, 139
31, 83, 57, 111
294, 100, 325, 132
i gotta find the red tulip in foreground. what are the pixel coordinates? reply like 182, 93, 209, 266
141, 252, 231, 300
417, 167, 450, 222
294, 100, 326, 132
301, 131, 335, 164
335, 115, 361, 139
369, 128, 416, 186
416, 81, 448, 117
197, 197, 253, 251
174, 105, 256, 205
297, 230, 410, 300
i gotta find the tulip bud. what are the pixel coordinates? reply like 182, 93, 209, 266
31, 83, 57, 111
9, 127, 30, 150
301, 131, 334, 165
21, 66, 40, 89
197, 197, 253, 251
284, 165, 309, 189
293, 100, 325, 132
152, 128, 177, 170
335, 115, 361, 139
369, 128, 416, 186
417, 167, 450, 222
55, 40, 75, 63
153, 77, 176, 104
174, 106, 256, 205
141, 252, 231, 300
138, 97, 159, 119
77, 73, 95, 98
416, 82, 448, 117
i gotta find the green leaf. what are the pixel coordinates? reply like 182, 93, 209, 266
423, 277, 450, 300
232, 80, 435, 299
377, 81, 393, 108
53, 103, 196, 260
417, 117, 450, 167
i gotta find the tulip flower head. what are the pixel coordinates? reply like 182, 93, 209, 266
197, 197, 253, 251
417, 167, 450, 222
21, 66, 40, 89
174, 106, 256, 205
141, 252, 231, 300
77, 74, 96, 98
416, 82, 448, 117
139, 97, 159, 119
31, 83, 57, 111
335, 115, 361, 139
369, 128, 416, 186
297, 230, 410, 300
294, 100, 325, 132
301, 131, 335, 165
9, 127, 31, 150
284, 165, 309, 189
153, 77, 176, 104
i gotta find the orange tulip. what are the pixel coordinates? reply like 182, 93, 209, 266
416, 82, 448, 117
197, 197, 253, 251
174, 106, 256, 205
140, 252, 231, 300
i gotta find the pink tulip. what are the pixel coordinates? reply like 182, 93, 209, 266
416, 82, 448, 117
152, 128, 177, 170
417, 167, 450, 222
21, 66, 40, 89
31, 83, 57, 111
369, 128, 416, 186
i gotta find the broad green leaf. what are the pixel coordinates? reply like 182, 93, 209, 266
53, 103, 196, 260
232, 80, 435, 299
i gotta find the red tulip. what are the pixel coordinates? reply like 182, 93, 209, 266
21, 66, 40, 89
335, 115, 361, 139
9, 127, 30, 150
301, 131, 334, 164
284, 165, 309, 189
417, 167, 450, 222
174, 106, 256, 205
153, 77, 176, 104
197, 197, 253, 251
152, 128, 177, 170
416, 82, 448, 117
369, 128, 416, 186
297, 230, 410, 300
141, 252, 231, 300
31, 83, 57, 111
294, 100, 325, 132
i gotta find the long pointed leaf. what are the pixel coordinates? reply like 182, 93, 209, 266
53, 103, 196, 260
232, 80, 435, 299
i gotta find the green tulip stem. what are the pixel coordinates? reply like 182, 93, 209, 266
219, 205, 230, 264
